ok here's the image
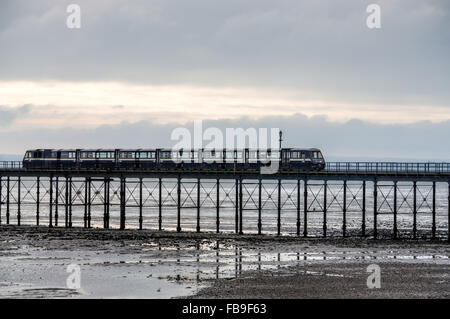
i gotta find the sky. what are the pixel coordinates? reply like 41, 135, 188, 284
0, 0, 449, 160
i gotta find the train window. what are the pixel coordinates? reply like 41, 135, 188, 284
181, 152, 190, 159
270, 151, 280, 159
236, 152, 243, 159
61, 152, 69, 158
160, 152, 171, 159
192, 151, 198, 159
98, 152, 107, 159
313, 152, 320, 159
318, 152, 323, 159
249, 151, 257, 159
149, 152, 156, 159
139, 152, 148, 159
226, 151, 234, 159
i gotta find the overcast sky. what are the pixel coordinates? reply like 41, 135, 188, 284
0, 0, 449, 160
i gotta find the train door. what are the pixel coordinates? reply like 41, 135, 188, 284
76, 149, 81, 169
244, 149, 249, 168
56, 151, 62, 169
114, 149, 120, 169
282, 150, 290, 169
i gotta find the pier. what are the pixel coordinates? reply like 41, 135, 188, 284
1, 161, 450, 240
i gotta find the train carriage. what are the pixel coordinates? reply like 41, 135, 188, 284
23, 147, 326, 171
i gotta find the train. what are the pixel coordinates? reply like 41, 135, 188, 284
22, 148, 326, 170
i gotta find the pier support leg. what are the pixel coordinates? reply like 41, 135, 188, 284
432, 181, 436, 239
235, 178, 239, 234
84, 178, 88, 228
120, 177, 126, 230
0, 176, 2, 225
49, 176, 53, 228
394, 181, 398, 239
362, 181, 366, 237
17, 177, 21, 226
239, 177, 243, 235
6, 177, 10, 225
69, 177, 72, 228
158, 177, 162, 231
277, 179, 281, 236
258, 179, 262, 235
343, 180, 347, 237
374, 180, 377, 239
296, 179, 300, 236
216, 178, 220, 233
303, 179, 308, 238
88, 178, 91, 228
55, 177, 59, 227
413, 181, 417, 239
177, 176, 181, 232
36, 176, 39, 226
323, 180, 327, 238
139, 178, 143, 230
197, 178, 200, 233
103, 177, 108, 229
65, 177, 69, 228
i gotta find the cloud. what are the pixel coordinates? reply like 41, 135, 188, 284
0, 104, 31, 125
1, 113, 449, 161
0, 0, 449, 107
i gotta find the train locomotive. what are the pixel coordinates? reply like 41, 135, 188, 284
22, 148, 325, 171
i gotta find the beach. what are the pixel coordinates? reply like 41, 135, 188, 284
0, 225, 449, 298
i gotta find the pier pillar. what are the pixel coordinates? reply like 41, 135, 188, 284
277, 179, 281, 236
296, 179, 300, 236
413, 181, 417, 239
432, 181, 436, 239
120, 177, 126, 230
235, 178, 239, 234
393, 181, 398, 239
103, 177, 109, 229
55, 177, 59, 227
17, 177, 21, 226
158, 177, 162, 231
448, 181, 450, 242
239, 177, 243, 235
258, 178, 262, 235
323, 180, 327, 237
84, 177, 88, 228
177, 176, 181, 232
49, 176, 53, 228
87, 178, 91, 228
362, 181, 366, 237
139, 178, 143, 230
0, 176, 2, 225
36, 176, 39, 226
343, 180, 347, 237
303, 179, 308, 238
6, 176, 9, 225
65, 177, 69, 228
68, 177, 73, 228
373, 180, 377, 239
216, 178, 220, 233
196, 178, 200, 233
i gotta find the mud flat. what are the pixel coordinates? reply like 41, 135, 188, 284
0, 226, 449, 298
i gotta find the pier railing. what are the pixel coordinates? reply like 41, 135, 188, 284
326, 162, 450, 174
2, 161, 450, 174
0, 161, 22, 169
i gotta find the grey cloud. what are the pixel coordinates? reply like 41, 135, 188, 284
0, 104, 31, 125
0, 1, 449, 106
1, 113, 449, 161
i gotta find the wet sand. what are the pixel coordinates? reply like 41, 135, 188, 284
0, 225, 449, 298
